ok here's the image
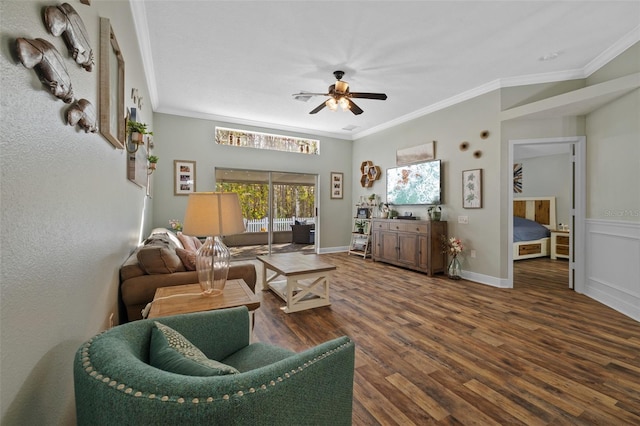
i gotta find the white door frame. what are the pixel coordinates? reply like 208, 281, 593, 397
507, 136, 586, 292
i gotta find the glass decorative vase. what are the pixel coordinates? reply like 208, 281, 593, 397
195, 236, 231, 296
448, 256, 461, 280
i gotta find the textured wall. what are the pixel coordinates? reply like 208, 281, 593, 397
150, 112, 354, 249
1, 1, 152, 424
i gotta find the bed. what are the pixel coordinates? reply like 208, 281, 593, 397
513, 197, 556, 260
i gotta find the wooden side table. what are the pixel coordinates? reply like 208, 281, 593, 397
147, 279, 260, 319
550, 229, 570, 260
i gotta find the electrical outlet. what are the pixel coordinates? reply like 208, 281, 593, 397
470, 249, 476, 258
458, 215, 469, 224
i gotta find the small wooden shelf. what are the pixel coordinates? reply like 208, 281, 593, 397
348, 205, 375, 258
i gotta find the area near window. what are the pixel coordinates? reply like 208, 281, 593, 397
215, 127, 319, 155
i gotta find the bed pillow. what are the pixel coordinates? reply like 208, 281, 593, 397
150, 322, 239, 376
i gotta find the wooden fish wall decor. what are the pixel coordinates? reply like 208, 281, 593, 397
44, 3, 94, 71
15, 37, 74, 103
67, 98, 97, 133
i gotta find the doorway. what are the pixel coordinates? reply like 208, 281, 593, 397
215, 168, 318, 259
508, 137, 586, 291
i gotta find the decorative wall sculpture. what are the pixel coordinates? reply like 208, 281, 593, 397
44, 3, 94, 71
15, 37, 74, 103
67, 98, 97, 133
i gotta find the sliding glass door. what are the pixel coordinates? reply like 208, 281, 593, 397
215, 168, 317, 259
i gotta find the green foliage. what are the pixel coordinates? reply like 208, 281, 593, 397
127, 120, 149, 134
147, 155, 159, 163
215, 182, 315, 220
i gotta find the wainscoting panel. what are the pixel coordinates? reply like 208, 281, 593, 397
585, 219, 640, 321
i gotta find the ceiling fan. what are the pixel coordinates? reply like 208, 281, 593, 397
293, 70, 387, 115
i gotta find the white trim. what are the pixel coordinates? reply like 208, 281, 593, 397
460, 270, 509, 289
130, 1, 159, 111
318, 246, 349, 254
155, 107, 354, 141
584, 219, 640, 322
584, 25, 640, 77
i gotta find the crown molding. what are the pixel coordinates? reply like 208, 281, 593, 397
155, 107, 354, 141
584, 24, 640, 77
130, 1, 159, 111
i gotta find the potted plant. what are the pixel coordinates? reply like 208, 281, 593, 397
428, 205, 442, 221
355, 220, 366, 234
127, 120, 149, 144
379, 202, 390, 219
147, 155, 159, 170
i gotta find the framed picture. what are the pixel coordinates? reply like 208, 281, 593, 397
174, 160, 196, 195
396, 141, 435, 166
513, 163, 523, 193
99, 18, 125, 149
462, 169, 482, 209
357, 208, 369, 219
330, 172, 343, 199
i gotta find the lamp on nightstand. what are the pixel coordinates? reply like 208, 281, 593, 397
182, 192, 245, 296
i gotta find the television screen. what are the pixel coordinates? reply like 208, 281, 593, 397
386, 160, 442, 205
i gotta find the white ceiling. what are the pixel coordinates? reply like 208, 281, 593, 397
131, 1, 640, 140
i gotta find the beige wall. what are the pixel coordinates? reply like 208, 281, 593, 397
0, 1, 152, 423
150, 113, 354, 249
585, 43, 640, 222
353, 91, 502, 278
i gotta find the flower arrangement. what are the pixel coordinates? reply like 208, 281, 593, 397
442, 236, 464, 258
168, 219, 182, 232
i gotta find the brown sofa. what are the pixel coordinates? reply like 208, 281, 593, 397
119, 228, 256, 322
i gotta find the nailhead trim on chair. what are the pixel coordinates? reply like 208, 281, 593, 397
80, 335, 353, 404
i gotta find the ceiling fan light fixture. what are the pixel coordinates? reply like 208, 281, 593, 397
338, 96, 349, 110
326, 97, 338, 111
335, 80, 349, 94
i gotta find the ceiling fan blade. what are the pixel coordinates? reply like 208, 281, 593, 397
292, 92, 328, 97
350, 92, 387, 100
348, 99, 363, 115
309, 101, 327, 114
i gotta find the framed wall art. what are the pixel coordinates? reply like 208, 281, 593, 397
462, 169, 482, 209
174, 160, 196, 195
396, 141, 435, 166
99, 17, 125, 149
513, 163, 523, 193
330, 172, 343, 199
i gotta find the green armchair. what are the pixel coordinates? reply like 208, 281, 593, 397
74, 307, 355, 425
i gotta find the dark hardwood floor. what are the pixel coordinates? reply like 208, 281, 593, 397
251, 254, 640, 425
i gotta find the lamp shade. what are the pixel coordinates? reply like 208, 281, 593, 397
182, 192, 245, 237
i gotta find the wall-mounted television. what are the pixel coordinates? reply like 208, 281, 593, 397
386, 160, 442, 205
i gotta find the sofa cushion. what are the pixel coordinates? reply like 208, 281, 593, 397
137, 246, 185, 274
177, 232, 198, 252
150, 321, 239, 376
175, 248, 197, 271
149, 228, 183, 249
192, 236, 203, 250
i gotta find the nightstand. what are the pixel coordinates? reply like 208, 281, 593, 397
550, 229, 570, 260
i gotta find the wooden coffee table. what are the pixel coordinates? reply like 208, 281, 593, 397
147, 279, 260, 319
257, 253, 336, 313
